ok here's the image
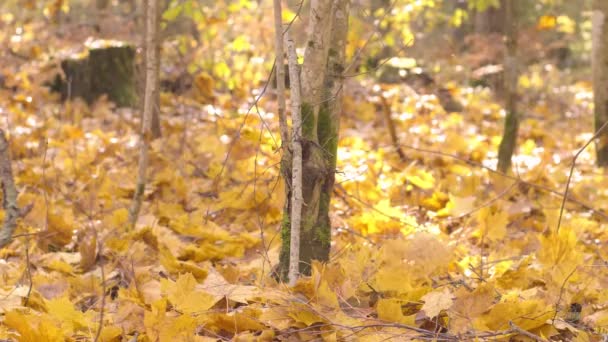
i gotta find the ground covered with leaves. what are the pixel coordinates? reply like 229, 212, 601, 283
2, 7, 608, 342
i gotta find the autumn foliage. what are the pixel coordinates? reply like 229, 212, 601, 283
0, 1, 607, 341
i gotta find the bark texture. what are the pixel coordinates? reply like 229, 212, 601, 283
475, 0, 506, 34
273, 0, 289, 148
0, 130, 19, 248
129, 0, 159, 226
497, 0, 518, 173
593, 0, 608, 166
279, 0, 349, 279
286, 37, 302, 286
143, 0, 162, 138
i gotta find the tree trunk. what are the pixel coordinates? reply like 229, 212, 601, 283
129, 0, 159, 226
49, 44, 137, 107
475, 0, 506, 34
593, 0, 608, 166
497, 0, 518, 173
0, 130, 19, 248
142, 0, 162, 138
279, 0, 349, 279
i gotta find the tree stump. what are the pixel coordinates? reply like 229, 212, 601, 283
50, 40, 137, 107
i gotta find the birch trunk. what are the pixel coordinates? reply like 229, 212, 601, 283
497, 0, 518, 173
279, 0, 349, 279
129, 0, 159, 226
143, 0, 162, 138
593, 0, 608, 166
273, 0, 289, 148
286, 37, 302, 286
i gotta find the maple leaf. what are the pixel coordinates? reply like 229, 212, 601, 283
163, 273, 219, 314
421, 288, 454, 318
46, 296, 94, 332
377, 298, 416, 325
437, 194, 476, 217
473, 206, 508, 241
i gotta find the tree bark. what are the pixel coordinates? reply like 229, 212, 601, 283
286, 37, 302, 286
0, 130, 19, 248
129, 0, 159, 226
475, 0, 506, 34
273, 0, 289, 148
279, 0, 349, 279
593, 0, 608, 166
142, 0, 162, 138
497, 0, 518, 173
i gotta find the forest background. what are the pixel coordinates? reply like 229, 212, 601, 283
0, 0, 607, 341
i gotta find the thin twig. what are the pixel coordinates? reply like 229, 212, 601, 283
556, 120, 608, 233
552, 266, 578, 324
94, 241, 106, 342
23, 237, 32, 306
509, 321, 548, 342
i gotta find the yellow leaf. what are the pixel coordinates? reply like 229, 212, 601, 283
207, 308, 266, 334
4, 311, 64, 342
437, 194, 475, 217
0, 286, 28, 312
421, 288, 453, 318
474, 207, 508, 241
451, 283, 495, 333
537, 15, 556, 30
288, 305, 325, 326
164, 273, 219, 314
538, 227, 582, 272
377, 298, 415, 325
479, 296, 553, 331
46, 259, 74, 274
200, 268, 260, 304
46, 296, 92, 331
193, 72, 215, 103
97, 326, 122, 342
108, 208, 129, 227
78, 228, 97, 272
405, 168, 435, 190
316, 279, 339, 308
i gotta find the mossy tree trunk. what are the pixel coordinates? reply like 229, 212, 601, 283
497, 0, 518, 173
278, 0, 349, 279
593, 0, 608, 166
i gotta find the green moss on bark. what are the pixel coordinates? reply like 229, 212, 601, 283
497, 109, 518, 172
301, 102, 316, 139
278, 210, 291, 281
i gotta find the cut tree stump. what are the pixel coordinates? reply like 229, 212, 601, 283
50, 40, 137, 107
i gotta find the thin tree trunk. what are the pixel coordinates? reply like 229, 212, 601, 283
286, 37, 302, 286
0, 130, 19, 248
273, 0, 289, 148
497, 0, 518, 173
129, 0, 159, 226
142, 0, 162, 138
279, 0, 349, 279
593, 0, 608, 166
